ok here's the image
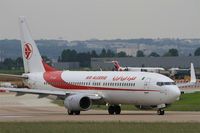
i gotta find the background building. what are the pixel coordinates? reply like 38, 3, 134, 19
52, 62, 80, 70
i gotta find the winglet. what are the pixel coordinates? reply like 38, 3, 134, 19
190, 63, 196, 83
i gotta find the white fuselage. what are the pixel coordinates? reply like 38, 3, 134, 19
24, 71, 180, 106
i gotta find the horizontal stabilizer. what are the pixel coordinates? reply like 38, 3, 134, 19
0, 74, 28, 81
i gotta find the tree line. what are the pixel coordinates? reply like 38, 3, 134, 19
0, 57, 23, 70
138, 47, 200, 57
58, 47, 200, 67
1, 47, 200, 69
58, 49, 130, 67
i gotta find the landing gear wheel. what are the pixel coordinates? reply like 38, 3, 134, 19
108, 106, 115, 115
67, 110, 73, 115
157, 109, 165, 115
114, 105, 121, 115
67, 110, 81, 115
74, 111, 80, 115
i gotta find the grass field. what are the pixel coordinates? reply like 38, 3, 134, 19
166, 92, 200, 111
0, 122, 199, 133
53, 92, 200, 111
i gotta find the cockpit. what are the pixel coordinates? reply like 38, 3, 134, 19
156, 82, 176, 86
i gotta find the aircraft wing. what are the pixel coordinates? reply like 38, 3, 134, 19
177, 82, 196, 88
0, 73, 27, 81
0, 87, 67, 96
0, 87, 102, 100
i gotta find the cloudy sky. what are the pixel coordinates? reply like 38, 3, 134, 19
0, 0, 199, 40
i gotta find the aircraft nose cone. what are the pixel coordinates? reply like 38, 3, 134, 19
171, 86, 181, 100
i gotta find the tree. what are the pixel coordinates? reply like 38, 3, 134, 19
91, 50, 98, 58
194, 47, 200, 56
61, 49, 77, 62
59, 49, 92, 67
77, 52, 91, 67
149, 52, 160, 57
100, 49, 107, 57
3, 58, 15, 69
169, 48, 179, 56
136, 50, 145, 57
58, 56, 61, 62
106, 49, 115, 57
163, 48, 179, 56
117, 51, 127, 57
15, 57, 23, 68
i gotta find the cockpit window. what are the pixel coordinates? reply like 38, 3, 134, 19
157, 82, 176, 86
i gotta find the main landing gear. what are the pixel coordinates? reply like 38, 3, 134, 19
157, 109, 165, 115
67, 110, 80, 115
108, 105, 121, 115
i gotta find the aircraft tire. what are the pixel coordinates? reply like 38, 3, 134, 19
157, 109, 165, 115
108, 106, 115, 115
67, 110, 74, 115
114, 105, 121, 114
74, 111, 81, 115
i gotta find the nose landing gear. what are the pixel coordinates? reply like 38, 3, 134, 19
157, 109, 165, 115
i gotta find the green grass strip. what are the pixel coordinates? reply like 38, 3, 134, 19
0, 122, 200, 133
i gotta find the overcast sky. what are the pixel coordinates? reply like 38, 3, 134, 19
0, 0, 199, 41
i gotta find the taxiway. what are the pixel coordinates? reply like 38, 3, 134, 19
0, 93, 200, 122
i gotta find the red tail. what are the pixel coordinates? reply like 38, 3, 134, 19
42, 60, 57, 72
112, 61, 121, 70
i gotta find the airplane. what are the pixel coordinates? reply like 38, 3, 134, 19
0, 17, 181, 115
112, 61, 165, 72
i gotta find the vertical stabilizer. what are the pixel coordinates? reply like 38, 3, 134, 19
190, 63, 196, 83
19, 16, 45, 73
112, 61, 121, 71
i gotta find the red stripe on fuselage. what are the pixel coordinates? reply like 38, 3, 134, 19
43, 71, 159, 92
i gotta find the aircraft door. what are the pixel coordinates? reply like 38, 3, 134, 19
144, 78, 151, 90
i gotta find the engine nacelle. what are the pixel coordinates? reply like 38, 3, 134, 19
64, 94, 92, 111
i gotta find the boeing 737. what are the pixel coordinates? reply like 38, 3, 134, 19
0, 17, 181, 115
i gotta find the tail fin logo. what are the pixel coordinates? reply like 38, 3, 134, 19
24, 43, 33, 60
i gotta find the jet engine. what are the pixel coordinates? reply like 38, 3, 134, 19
64, 94, 92, 111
